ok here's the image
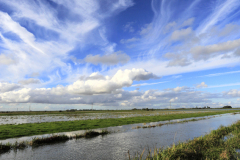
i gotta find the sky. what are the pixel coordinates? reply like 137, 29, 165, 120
0, 0, 240, 111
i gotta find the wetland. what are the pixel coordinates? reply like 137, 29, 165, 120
0, 109, 240, 159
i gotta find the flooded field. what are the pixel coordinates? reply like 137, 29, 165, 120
0, 110, 214, 125
0, 113, 239, 160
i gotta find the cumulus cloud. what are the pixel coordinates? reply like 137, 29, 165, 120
164, 52, 191, 67
29, 72, 39, 77
219, 24, 240, 37
225, 89, 240, 97
191, 39, 240, 60
170, 97, 178, 102
170, 27, 193, 41
84, 52, 130, 65
181, 18, 195, 27
0, 68, 159, 103
0, 88, 31, 103
123, 22, 135, 32
196, 82, 208, 88
67, 68, 159, 95
234, 48, 240, 57
18, 78, 41, 85
164, 21, 176, 32
0, 83, 221, 108
80, 72, 106, 81
173, 87, 185, 92
0, 82, 21, 93
120, 37, 140, 44
140, 23, 153, 35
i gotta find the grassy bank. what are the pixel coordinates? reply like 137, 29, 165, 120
0, 130, 109, 153
132, 120, 240, 160
0, 110, 239, 140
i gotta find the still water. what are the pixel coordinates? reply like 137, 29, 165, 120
0, 110, 209, 125
0, 113, 239, 160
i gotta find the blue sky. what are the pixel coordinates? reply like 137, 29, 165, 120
0, 0, 240, 111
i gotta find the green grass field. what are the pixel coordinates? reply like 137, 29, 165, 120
0, 110, 239, 140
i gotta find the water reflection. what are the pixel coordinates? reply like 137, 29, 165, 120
0, 113, 240, 160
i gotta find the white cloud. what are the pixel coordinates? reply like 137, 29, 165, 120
164, 21, 176, 32
18, 78, 41, 85
67, 68, 159, 95
199, 70, 240, 77
140, 23, 153, 35
170, 97, 178, 102
198, 0, 240, 34
70, 97, 82, 101
131, 81, 167, 87
0, 88, 31, 103
0, 82, 21, 93
173, 86, 186, 92
225, 89, 240, 97
84, 52, 130, 65
234, 48, 240, 57
120, 37, 140, 44
181, 18, 195, 27
29, 72, 39, 78
0, 68, 159, 103
0, 54, 17, 65
191, 38, 240, 60
196, 82, 208, 88
208, 82, 240, 89
0, 0, 134, 83
123, 22, 135, 32
0, 83, 222, 108
0, 11, 39, 51
164, 52, 191, 67
219, 24, 240, 37
170, 27, 193, 41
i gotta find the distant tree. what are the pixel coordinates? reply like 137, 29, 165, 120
223, 105, 232, 108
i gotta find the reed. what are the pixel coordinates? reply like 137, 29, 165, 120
30, 135, 69, 146
0, 143, 11, 153
0, 141, 27, 153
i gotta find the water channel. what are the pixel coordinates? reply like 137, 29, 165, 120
0, 113, 240, 160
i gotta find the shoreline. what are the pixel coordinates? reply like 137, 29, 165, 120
132, 120, 240, 159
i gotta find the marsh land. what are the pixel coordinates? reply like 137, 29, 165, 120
0, 109, 240, 159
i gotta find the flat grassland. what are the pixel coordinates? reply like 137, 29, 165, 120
0, 109, 239, 140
